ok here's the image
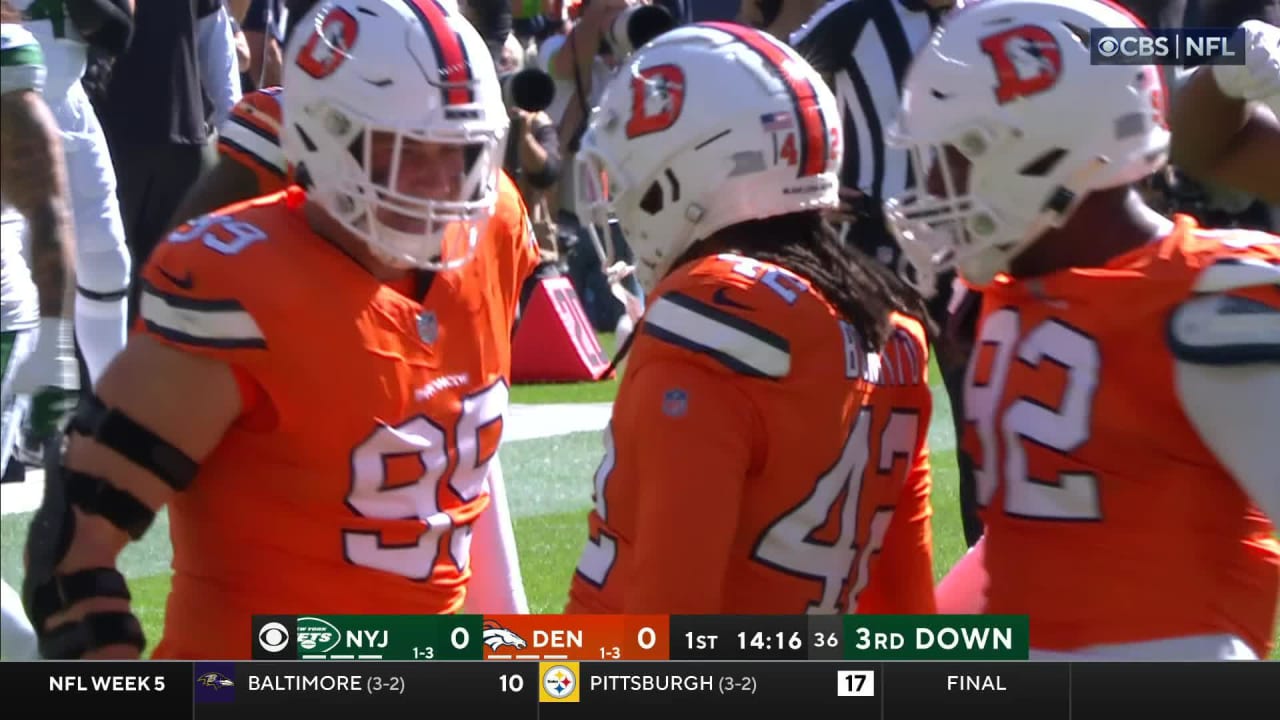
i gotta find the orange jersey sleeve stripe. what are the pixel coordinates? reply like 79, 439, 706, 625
138, 280, 268, 351
640, 291, 792, 378
219, 89, 288, 184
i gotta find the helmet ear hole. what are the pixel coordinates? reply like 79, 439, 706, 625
346, 132, 365, 162
639, 181, 664, 215
1019, 148, 1068, 177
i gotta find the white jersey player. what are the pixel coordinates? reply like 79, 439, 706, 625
12, 0, 131, 443
1, 18, 76, 660
1, 21, 42, 478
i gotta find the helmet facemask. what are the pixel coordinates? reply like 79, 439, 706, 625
886, 122, 1113, 294
575, 145, 646, 322
302, 101, 504, 271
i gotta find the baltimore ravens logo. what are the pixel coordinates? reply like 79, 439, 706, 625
483, 620, 528, 651
197, 672, 235, 690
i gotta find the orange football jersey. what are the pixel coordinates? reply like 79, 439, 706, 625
566, 253, 936, 614
965, 216, 1280, 657
139, 188, 539, 659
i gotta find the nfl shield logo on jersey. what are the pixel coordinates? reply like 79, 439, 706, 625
418, 311, 438, 344
662, 388, 688, 418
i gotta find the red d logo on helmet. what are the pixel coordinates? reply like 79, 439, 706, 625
979, 25, 1063, 105
296, 8, 360, 80
626, 64, 686, 139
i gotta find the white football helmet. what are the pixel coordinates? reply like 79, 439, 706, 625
883, 0, 1170, 295
282, 0, 507, 270
575, 22, 841, 294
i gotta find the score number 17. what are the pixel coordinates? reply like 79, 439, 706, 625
837, 670, 875, 697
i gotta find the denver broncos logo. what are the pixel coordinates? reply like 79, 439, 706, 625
296, 7, 360, 79
978, 25, 1063, 105
626, 64, 686, 139
482, 620, 528, 651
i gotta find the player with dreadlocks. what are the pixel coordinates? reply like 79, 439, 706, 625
565, 23, 937, 614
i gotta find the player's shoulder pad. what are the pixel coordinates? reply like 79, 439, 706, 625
0, 24, 44, 95
220, 87, 287, 177
139, 201, 294, 352
1167, 257, 1280, 366
640, 255, 809, 379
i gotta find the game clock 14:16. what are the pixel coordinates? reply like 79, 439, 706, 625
738, 631, 804, 653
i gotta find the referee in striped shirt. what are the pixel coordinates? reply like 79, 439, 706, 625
790, 0, 953, 298
790, 0, 987, 543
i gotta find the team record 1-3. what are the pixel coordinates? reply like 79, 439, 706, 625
245, 614, 1031, 661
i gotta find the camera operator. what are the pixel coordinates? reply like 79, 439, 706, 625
539, 0, 677, 332
499, 44, 561, 204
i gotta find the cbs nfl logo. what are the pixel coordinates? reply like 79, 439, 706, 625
539, 662, 580, 703
1091, 27, 1245, 66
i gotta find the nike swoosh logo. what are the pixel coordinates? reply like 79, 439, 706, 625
158, 267, 194, 290
711, 287, 753, 310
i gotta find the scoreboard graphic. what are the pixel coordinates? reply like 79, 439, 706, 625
9, 614, 1275, 719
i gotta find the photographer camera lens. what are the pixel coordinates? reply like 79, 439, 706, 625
501, 67, 557, 113
601, 4, 675, 57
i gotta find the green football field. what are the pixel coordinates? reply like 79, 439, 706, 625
1, 333, 1276, 659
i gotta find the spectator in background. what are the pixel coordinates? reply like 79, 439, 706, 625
241, 0, 285, 91
505, 40, 567, 307
736, 0, 825, 38
198, 1, 242, 128
285, 0, 321, 37
541, 0, 675, 332
98, 0, 226, 319
465, 1, 565, 302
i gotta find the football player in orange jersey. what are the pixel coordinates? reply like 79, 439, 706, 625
170, 0, 531, 619
563, 23, 938, 615
22, 0, 538, 660
884, 0, 1280, 659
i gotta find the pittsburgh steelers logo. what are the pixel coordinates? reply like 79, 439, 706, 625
542, 664, 576, 699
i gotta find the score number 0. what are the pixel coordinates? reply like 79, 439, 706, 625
602, 626, 659, 659
837, 670, 875, 697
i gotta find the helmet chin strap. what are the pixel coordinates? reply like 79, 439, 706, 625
585, 220, 645, 324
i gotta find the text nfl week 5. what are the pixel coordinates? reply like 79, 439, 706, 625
50, 675, 167, 692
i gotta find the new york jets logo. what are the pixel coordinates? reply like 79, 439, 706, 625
296, 617, 342, 654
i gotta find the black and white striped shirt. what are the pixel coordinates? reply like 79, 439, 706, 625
790, 0, 944, 269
